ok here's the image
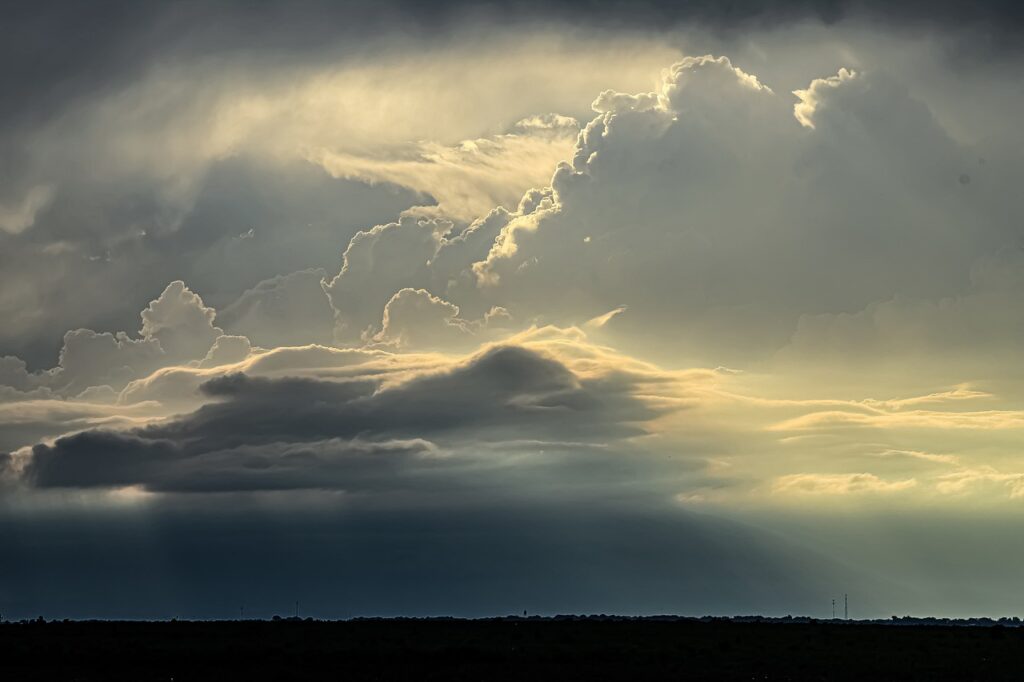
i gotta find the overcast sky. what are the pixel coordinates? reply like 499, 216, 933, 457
2, 1, 1024, 620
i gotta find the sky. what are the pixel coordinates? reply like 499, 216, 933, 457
2, 0, 1024, 621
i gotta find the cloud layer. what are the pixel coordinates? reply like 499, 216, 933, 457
2, 5, 1024, 618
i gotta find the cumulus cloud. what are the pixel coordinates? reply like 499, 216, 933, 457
0, 280, 229, 400
0, 356, 40, 394
372, 288, 475, 349
792, 67, 857, 128
200, 335, 252, 368
49, 329, 164, 396
139, 281, 222, 364
310, 53, 1004, 380
52, 281, 223, 394
217, 269, 335, 348
6, 26, 1022, 373
317, 55, 937, 362
323, 216, 452, 342
462, 55, 988, 366
0, 30, 679, 366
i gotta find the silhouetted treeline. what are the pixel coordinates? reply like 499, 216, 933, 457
3, 617, 1024, 680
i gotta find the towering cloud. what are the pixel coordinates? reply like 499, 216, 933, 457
304, 53, 1019, 375
0, 281, 229, 400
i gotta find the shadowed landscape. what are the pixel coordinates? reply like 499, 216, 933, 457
4, 617, 1024, 680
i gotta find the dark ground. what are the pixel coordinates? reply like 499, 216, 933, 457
3, 617, 1024, 680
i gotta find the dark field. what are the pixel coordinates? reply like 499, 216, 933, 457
3, 617, 1024, 680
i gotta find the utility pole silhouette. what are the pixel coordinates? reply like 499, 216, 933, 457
844, 594, 848, 620
832, 599, 835, 619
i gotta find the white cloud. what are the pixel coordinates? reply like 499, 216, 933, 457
139, 280, 222, 364
0, 281, 227, 399
200, 335, 252, 368
50, 329, 164, 396
372, 288, 475, 349
792, 67, 857, 128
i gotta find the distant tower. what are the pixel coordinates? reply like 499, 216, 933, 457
844, 594, 848, 620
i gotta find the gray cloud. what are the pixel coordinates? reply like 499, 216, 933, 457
372, 288, 476, 349
217, 269, 336, 348
199, 335, 252, 369
0, 157, 421, 368
23, 345, 665, 493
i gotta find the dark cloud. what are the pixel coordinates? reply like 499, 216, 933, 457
25, 432, 441, 493
23, 345, 665, 492
1, 0, 1019, 132
0, 160, 421, 369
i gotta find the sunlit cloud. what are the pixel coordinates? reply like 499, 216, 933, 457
773, 472, 918, 495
